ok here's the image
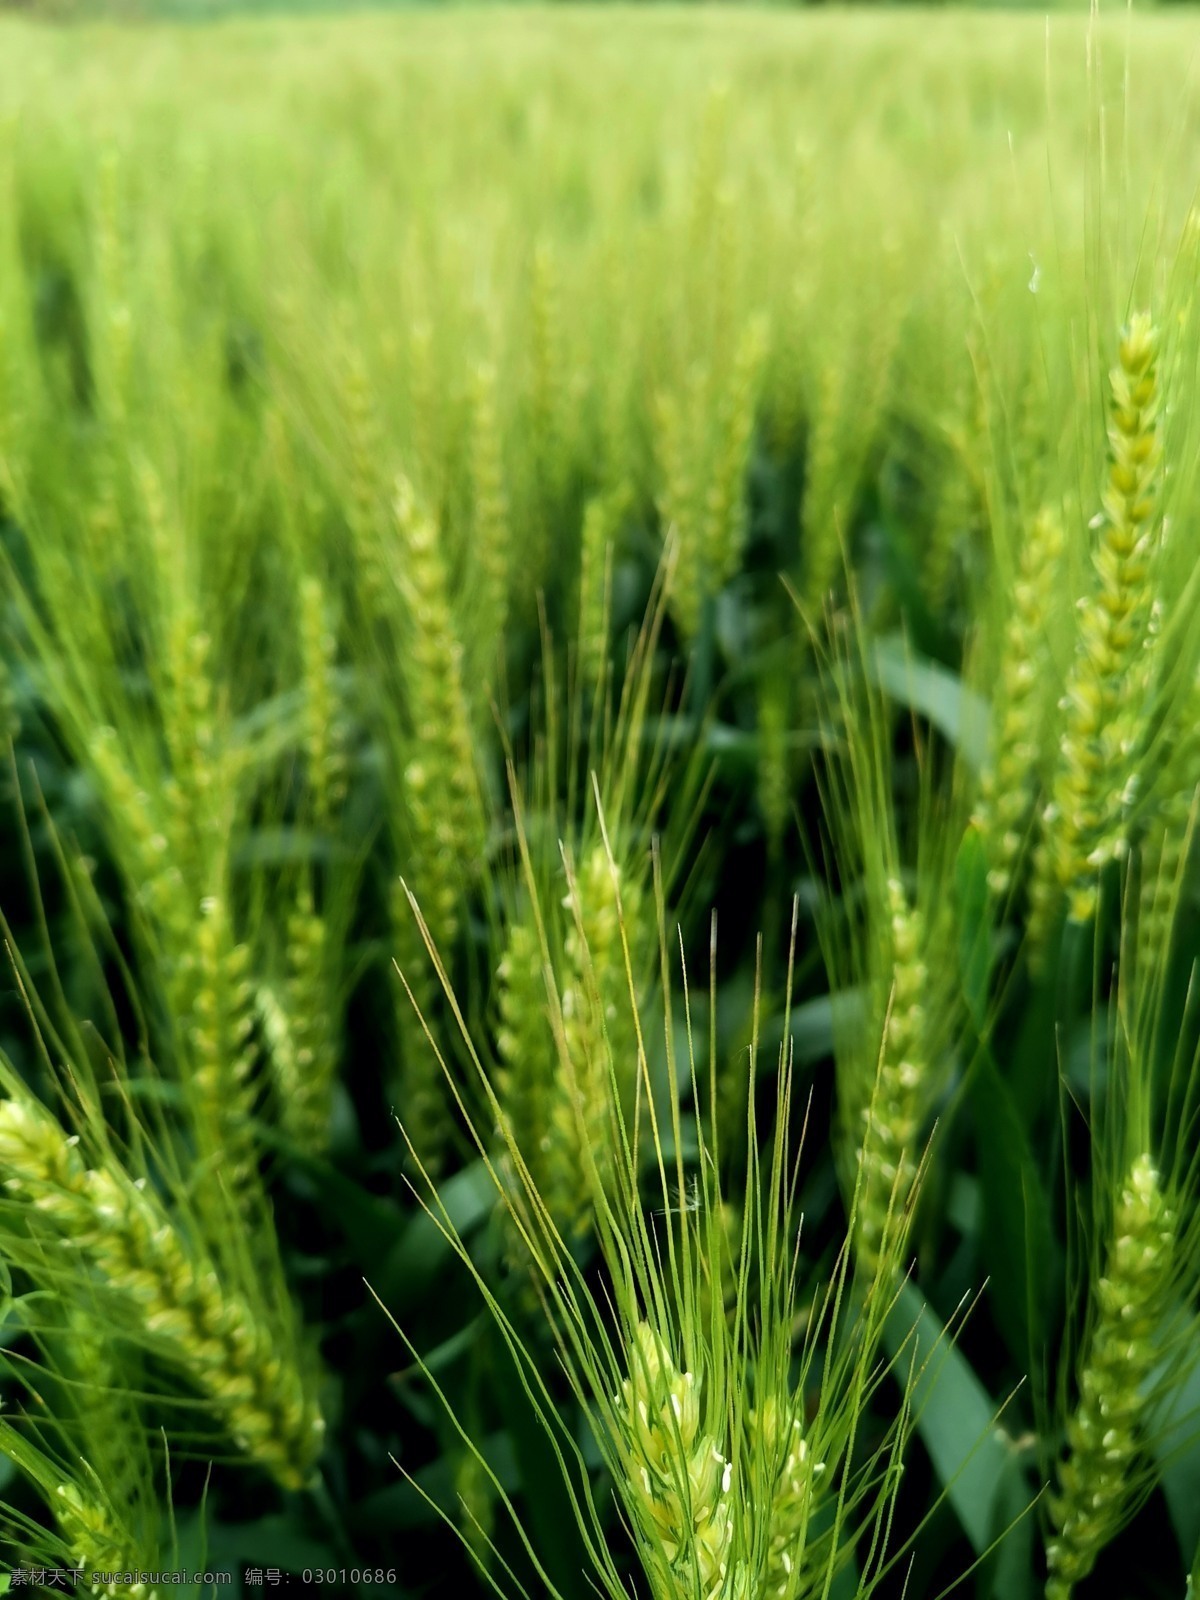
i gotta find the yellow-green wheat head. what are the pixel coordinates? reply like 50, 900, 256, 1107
387, 844, 934, 1600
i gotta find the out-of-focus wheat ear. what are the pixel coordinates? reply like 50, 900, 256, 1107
799, 352, 849, 621
0, 1414, 154, 1600
3, 1298, 164, 1594
55, 1307, 153, 1532
394, 475, 488, 883
467, 359, 510, 690
338, 343, 391, 623
391, 880, 454, 1180
1136, 787, 1197, 979
0, 112, 33, 512
0, 1095, 326, 1491
408, 317, 445, 524
756, 670, 792, 870
546, 843, 644, 1240
701, 313, 767, 601
262, 877, 339, 1155
390, 475, 488, 1172
87, 728, 175, 927
493, 913, 557, 1208
1027, 314, 1164, 951
655, 385, 701, 640
160, 614, 230, 899
577, 488, 625, 696
91, 147, 132, 442
683, 80, 732, 338
529, 240, 567, 542
106, 619, 257, 1222
923, 391, 983, 612
298, 575, 349, 830
1044, 1154, 1175, 1600
972, 506, 1065, 898
1135, 652, 1200, 972
186, 893, 260, 1217
853, 878, 930, 1285
55, 1486, 150, 1598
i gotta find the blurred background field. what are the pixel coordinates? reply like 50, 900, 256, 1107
0, 0, 1129, 18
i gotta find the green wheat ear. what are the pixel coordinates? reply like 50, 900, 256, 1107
810, 602, 963, 1290
619, 1320, 735, 1600
1045, 1154, 1175, 1600
262, 880, 341, 1154
550, 842, 645, 1237
467, 358, 511, 691
298, 574, 349, 831
493, 843, 647, 1246
0, 1417, 157, 1599
577, 487, 627, 694
853, 875, 931, 1284
384, 827, 953, 1600
391, 472, 489, 1174
1041, 882, 1200, 1600
656, 313, 766, 642
0, 1290, 171, 1597
0, 1092, 325, 1491
972, 505, 1065, 898
1028, 313, 1165, 944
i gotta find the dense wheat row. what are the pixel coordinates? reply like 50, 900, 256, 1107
1, 8, 1200, 1599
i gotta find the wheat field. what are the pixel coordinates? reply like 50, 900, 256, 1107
1, 6, 1200, 1598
